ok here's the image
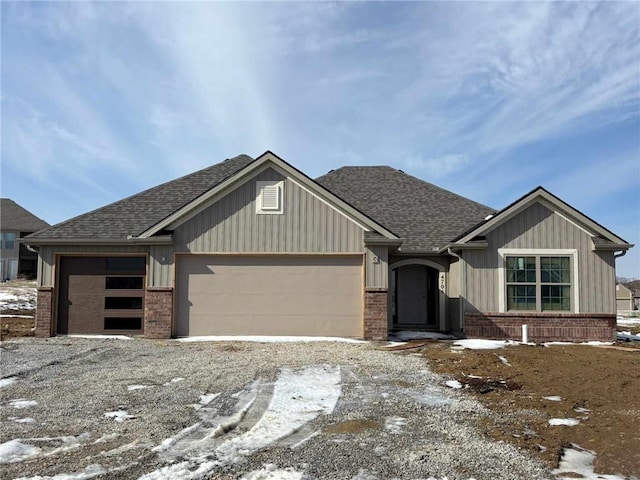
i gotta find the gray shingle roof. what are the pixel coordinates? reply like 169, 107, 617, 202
0, 199, 50, 232
28, 155, 254, 240
316, 166, 495, 251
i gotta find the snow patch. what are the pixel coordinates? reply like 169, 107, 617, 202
9, 417, 36, 424
66, 334, 132, 340
104, 410, 134, 423
174, 335, 365, 344
542, 396, 562, 401
553, 445, 625, 480
0, 439, 41, 463
0, 377, 18, 388
199, 393, 219, 406
163, 377, 184, 386
14, 463, 107, 480
617, 331, 640, 342
128, 384, 151, 391
9, 399, 38, 409
452, 339, 515, 350
241, 464, 304, 480
497, 355, 511, 366
384, 416, 406, 434
445, 380, 462, 389
549, 418, 580, 426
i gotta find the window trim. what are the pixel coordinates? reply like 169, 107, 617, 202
256, 180, 284, 214
498, 249, 579, 313
4, 232, 16, 250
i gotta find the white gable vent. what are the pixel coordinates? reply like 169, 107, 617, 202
256, 180, 284, 214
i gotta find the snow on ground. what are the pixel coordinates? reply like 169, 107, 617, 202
452, 339, 517, 350
0, 377, 18, 388
241, 464, 304, 480
142, 365, 341, 479
552, 445, 625, 480
0, 283, 37, 311
174, 336, 365, 344
496, 354, 511, 366
542, 396, 562, 401
617, 331, 640, 342
0, 439, 42, 463
9, 417, 36, 424
445, 380, 463, 389
549, 418, 580, 426
198, 393, 219, 406
14, 463, 107, 480
384, 416, 407, 434
388, 331, 456, 341
163, 378, 184, 386
9, 399, 38, 409
66, 335, 132, 340
616, 314, 640, 326
128, 385, 152, 391
104, 410, 135, 423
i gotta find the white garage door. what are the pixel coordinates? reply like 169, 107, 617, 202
175, 255, 364, 337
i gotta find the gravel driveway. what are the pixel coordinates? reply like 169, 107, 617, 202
0, 338, 550, 480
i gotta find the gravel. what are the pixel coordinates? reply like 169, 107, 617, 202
0, 337, 551, 479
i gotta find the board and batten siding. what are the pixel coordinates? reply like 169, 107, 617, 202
462, 202, 616, 314
37, 245, 150, 287
173, 168, 365, 254
365, 245, 388, 289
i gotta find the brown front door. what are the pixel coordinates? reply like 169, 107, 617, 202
57, 256, 146, 335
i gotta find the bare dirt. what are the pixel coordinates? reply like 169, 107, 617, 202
423, 342, 640, 478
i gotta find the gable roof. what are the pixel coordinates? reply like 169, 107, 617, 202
0, 199, 50, 232
449, 186, 632, 251
27, 155, 254, 241
316, 166, 495, 251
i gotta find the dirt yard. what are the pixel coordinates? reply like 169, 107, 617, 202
423, 342, 640, 478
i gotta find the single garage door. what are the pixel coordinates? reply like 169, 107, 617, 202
176, 255, 363, 337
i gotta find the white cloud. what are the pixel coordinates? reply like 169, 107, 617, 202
404, 153, 470, 178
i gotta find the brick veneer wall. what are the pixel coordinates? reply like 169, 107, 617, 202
144, 287, 173, 339
35, 287, 54, 338
364, 288, 388, 341
464, 312, 616, 342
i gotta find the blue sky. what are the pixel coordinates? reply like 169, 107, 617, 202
2, 2, 639, 277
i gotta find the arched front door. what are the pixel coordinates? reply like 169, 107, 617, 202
390, 263, 441, 329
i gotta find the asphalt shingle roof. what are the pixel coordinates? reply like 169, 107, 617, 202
0, 199, 50, 233
28, 155, 254, 240
316, 166, 495, 251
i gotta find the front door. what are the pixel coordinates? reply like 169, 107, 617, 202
394, 264, 439, 328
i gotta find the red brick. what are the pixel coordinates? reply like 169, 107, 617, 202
364, 289, 388, 341
35, 287, 54, 338
144, 287, 173, 339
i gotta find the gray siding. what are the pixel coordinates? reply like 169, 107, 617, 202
365, 245, 388, 288
149, 245, 174, 287
462, 202, 616, 314
38, 245, 149, 287
174, 168, 364, 254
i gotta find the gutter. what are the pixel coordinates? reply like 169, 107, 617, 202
437, 241, 489, 254
17, 235, 174, 246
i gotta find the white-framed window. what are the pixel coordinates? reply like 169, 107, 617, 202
498, 249, 579, 313
256, 180, 284, 214
4, 233, 16, 250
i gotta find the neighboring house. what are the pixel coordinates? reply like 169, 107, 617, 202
0, 199, 50, 280
23, 152, 633, 342
616, 283, 635, 311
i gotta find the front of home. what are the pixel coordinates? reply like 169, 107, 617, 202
24, 152, 632, 342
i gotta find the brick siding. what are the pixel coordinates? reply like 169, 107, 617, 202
144, 287, 173, 339
364, 288, 388, 341
464, 312, 616, 342
35, 287, 54, 338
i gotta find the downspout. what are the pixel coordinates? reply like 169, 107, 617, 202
614, 250, 627, 259
447, 247, 465, 335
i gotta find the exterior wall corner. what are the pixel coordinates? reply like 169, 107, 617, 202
364, 288, 388, 341
35, 287, 54, 338
144, 287, 173, 339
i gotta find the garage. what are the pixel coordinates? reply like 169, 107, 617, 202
57, 256, 146, 335
175, 255, 364, 337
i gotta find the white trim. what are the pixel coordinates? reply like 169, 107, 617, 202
552, 209, 593, 238
389, 258, 446, 331
497, 248, 580, 313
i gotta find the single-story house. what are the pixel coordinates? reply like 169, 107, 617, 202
1, 198, 50, 280
616, 283, 636, 311
23, 151, 633, 342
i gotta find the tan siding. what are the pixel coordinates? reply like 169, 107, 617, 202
39, 245, 149, 287
149, 245, 174, 287
463, 202, 616, 314
174, 168, 364, 253
365, 245, 388, 288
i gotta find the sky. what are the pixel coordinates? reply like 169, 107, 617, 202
1, 2, 639, 277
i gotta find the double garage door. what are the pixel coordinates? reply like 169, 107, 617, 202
176, 255, 364, 337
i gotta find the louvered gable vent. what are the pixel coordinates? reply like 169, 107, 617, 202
256, 180, 284, 214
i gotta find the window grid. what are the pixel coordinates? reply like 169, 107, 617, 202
505, 255, 571, 312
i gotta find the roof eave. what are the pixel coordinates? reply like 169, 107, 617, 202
593, 242, 634, 251
438, 242, 489, 254
19, 235, 174, 246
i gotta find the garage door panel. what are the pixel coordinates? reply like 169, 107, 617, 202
176, 255, 363, 337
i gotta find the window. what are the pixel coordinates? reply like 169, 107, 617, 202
4, 233, 16, 250
106, 276, 144, 290
104, 317, 142, 330
105, 297, 143, 310
504, 254, 572, 312
106, 257, 146, 272
256, 180, 284, 214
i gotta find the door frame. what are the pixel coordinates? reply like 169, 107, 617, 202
389, 258, 446, 331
